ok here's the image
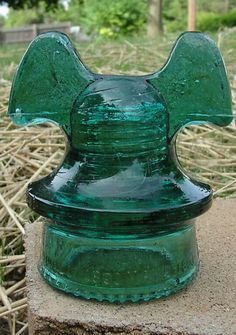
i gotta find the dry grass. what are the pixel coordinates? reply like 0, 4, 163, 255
0, 30, 236, 334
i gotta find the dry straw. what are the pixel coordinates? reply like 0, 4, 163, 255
0, 29, 235, 334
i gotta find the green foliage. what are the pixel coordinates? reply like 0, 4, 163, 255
5, 3, 46, 27
4, 1, 79, 28
198, 0, 236, 14
0, 14, 5, 27
198, 9, 236, 31
3, 0, 236, 36
47, 0, 83, 25
163, 0, 187, 32
80, 0, 147, 38
0, 0, 59, 10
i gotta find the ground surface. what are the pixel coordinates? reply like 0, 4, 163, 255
0, 30, 236, 334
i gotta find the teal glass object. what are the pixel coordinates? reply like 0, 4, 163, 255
8, 32, 232, 302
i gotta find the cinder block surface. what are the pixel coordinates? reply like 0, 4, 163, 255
25, 199, 236, 335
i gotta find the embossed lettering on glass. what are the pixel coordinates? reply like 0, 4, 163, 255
8, 32, 232, 302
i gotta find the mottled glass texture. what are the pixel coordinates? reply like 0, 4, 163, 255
8, 32, 232, 302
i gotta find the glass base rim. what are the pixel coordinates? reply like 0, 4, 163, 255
39, 263, 199, 303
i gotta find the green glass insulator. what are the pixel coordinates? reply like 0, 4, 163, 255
8, 32, 232, 302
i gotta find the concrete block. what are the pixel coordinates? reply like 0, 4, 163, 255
25, 199, 236, 335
